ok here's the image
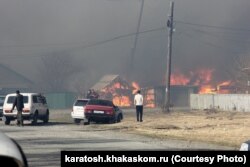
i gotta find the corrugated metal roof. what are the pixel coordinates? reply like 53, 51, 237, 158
91, 74, 120, 90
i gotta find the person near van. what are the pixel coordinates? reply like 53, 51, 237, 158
11, 90, 24, 126
134, 90, 143, 122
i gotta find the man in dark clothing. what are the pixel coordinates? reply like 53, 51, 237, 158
11, 90, 24, 126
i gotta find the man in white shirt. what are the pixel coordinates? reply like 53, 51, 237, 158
134, 90, 143, 122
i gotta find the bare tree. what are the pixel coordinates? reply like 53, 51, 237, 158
232, 53, 250, 93
70, 70, 99, 98
38, 51, 81, 92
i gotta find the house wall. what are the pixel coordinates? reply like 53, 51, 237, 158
190, 94, 250, 112
151, 86, 199, 107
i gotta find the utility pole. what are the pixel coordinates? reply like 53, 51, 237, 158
129, 0, 144, 80
163, 1, 174, 112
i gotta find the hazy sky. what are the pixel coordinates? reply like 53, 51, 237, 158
0, 0, 250, 90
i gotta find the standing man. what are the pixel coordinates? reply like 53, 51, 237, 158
11, 90, 24, 126
134, 90, 143, 122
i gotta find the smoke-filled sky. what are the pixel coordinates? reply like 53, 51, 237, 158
0, 0, 250, 91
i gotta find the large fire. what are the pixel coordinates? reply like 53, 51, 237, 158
171, 69, 234, 94
98, 68, 232, 108
100, 81, 142, 107
113, 96, 131, 107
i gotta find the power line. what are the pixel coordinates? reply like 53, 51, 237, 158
189, 28, 250, 44
0, 26, 167, 58
175, 20, 250, 32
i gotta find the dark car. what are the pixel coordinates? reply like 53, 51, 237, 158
84, 99, 123, 124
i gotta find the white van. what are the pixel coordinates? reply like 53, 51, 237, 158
2, 93, 49, 125
71, 99, 89, 124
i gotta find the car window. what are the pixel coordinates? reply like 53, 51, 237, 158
37, 96, 43, 103
7, 96, 28, 104
88, 99, 113, 106
32, 96, 38, 103
40, 96, 47, 104
87, 99, 99, 105
75, 100, 88, 106
0, 102, 4, 106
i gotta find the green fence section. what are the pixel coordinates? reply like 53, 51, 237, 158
44, 92, 77, 109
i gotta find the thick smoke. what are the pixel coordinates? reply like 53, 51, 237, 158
0, 0, 250, 93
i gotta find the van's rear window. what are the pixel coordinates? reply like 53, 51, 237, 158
75, 100, 88, 106
7, 96, 28, 104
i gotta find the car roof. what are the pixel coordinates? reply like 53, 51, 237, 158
6, 93, 43, 96
75, 99, 89, 101
89, 99, 111, 102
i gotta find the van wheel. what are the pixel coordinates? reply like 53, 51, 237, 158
74, 119, 81, 124
3, 116, 10, 125
43, 111, 49, 123
32, 112, 38, 125
83, 119, 90, 125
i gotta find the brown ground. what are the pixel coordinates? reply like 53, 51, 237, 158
51, 108, 250, 148
88, 108, 250, 147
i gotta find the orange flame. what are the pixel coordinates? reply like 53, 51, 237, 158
199, 85, 216, 94
132, 82, 140, 94
145, 89, 155, 108
171, 72, 190, 85
171, 69, 234, 94
113, 96, 131, 107
100, 81, 132, 107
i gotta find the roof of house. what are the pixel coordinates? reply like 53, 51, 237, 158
0, 64, 33, 88
91, 74, 130, 90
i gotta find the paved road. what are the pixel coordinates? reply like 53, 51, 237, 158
0, 119, 235, 167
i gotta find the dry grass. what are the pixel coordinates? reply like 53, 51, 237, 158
94, 108, 250, 147
49, 108, 250, 147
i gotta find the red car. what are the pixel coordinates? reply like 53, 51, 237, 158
84, 99, 123, 124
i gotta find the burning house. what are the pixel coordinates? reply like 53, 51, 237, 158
91, 75, 135, 107
140, 68, 237, 108
90, 74, 199, 108
170, 68, 237, 94
90, 68, 237, 108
